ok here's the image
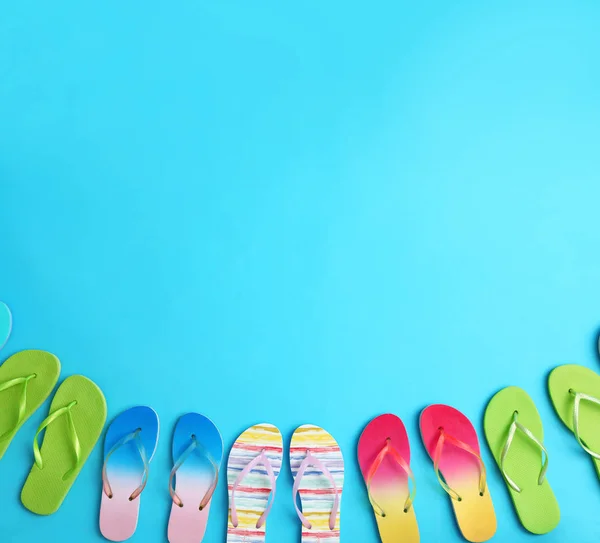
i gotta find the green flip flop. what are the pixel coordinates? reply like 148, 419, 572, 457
484, 386, 559, 534
548, 364, 600, 478
0, 350, 61, 459
21, 374, 107, 515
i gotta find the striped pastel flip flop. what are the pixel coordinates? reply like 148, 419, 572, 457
21, 375, 107, 515
420, 405, 496, 543
227, 423, 283, 543
0, 350, 61, 460
484, 386, 559, 534
99, 406, 160, 542
548, 364, 600, 478
168, 413, 224, 543
358, 414, 419, 543
0, 302, 11, 351
290, 424, 344, 543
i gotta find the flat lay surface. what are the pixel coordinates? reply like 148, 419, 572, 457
2, 1, 600, 542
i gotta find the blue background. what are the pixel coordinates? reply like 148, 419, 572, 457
1, 1, 600, 542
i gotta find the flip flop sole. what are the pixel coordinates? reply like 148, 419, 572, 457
358, 414, 419, 543
168, 413, 223, 543
548, 364, 600, 477
0, 350, 61, 459
484, 386, 559, 534
290, 425, 344, 543
226, 423, 283, 543
420, 405, 496, 543
99, 406, 159, 542
21, 375, 106, 515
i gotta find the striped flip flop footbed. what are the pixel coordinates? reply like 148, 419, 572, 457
290, 425, 344, 543
227, 423, 283, 543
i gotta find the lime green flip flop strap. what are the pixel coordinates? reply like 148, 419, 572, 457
500, 411, 548, 493
569, 390, 600, 459
0, 373, 37, 441
34, 400, 82, 481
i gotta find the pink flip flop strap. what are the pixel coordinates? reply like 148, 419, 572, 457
433, 428, 487, 500
292, 451, 340, 531
230, 449, 277, 529
169, 436, 219, 510
365, 438, 415, 515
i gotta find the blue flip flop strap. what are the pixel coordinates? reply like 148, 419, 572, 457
169, 437, 219, 509
102, 429, 150, 500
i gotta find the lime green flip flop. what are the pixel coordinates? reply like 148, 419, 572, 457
548, 364, 600, 478
484, 386, 559, 534
0, 350, 61, 460
21, 375, 107, 515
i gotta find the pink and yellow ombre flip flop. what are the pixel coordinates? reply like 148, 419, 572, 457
358, 414, 419, 543
420, 405, 496, 543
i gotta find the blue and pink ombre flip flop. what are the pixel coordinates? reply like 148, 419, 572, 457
167, 413, 223, 543
99, 406, 160, 542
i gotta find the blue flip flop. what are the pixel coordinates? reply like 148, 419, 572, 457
167, 413, 224, 543
99, 406, 160, 542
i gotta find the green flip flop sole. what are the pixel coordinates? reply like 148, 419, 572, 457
0, 350, 61, 459
548, 364, 600, 478
21, 374, 107, 515
484, 386, 559, 534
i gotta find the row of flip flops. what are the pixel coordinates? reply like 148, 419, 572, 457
102, 376, 589, 543
99, 412, 344, 543
3, 301, 600, 542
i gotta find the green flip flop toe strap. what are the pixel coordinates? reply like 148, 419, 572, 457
34, 400, 82, 481
0, 373, 37, 441
500, 411, 548, 493
569, 390, 600, 460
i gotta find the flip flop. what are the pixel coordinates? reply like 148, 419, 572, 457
0, 301, 11, 351
358, 414, 419, 543
0, 350, 61, 460
168, 413, 224, 543
226, 423, 283, 543
484, 386, 559, 534
290, 424, 344, 543
548, 364, 600, 477
21, 374, 107, 515
420, 405, 496, 543
99, 406, 160, 542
